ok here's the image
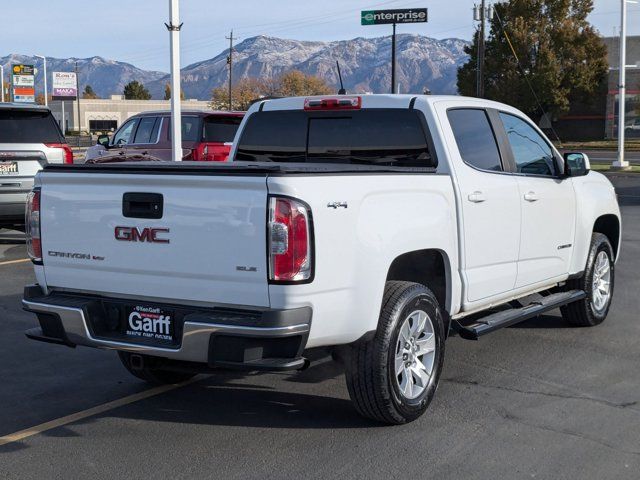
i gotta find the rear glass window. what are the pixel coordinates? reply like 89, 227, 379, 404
0, 110, 63, 143
203, 117, 242, 142
167, 117, 201, 142
235, 109, 434, 167
447, 109, 503, 171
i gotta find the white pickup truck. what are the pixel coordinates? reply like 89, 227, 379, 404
23, 94, 621, 424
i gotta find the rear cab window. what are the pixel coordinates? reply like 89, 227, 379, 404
0, 109, 64, 143
235, 109, 435, 168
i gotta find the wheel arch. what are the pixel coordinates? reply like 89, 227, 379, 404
593, 214, 620, 260
385, 249, 452, 323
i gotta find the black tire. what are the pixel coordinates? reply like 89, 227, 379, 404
117, 351, 196, 385
345, 281, 446, 424
561, 233, 615, 327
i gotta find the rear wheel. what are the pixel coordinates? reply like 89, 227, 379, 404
561, 233, 615, 327
345, 281, 446, 424
118, 351, 196, 385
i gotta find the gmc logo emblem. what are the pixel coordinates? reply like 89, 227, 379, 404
115, 226, 170, 244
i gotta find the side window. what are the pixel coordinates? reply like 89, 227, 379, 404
447, 109, 502, 171
132, 117, 158, 144
499, 113, 556, 176
112, 119, 138, 146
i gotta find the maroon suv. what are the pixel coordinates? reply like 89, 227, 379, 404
84, 110, 244, 163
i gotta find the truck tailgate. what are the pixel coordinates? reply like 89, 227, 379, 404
39, 172, 270, 307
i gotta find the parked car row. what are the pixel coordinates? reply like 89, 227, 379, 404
0, 103, 73, 230
85, 110, 244, 163
0, 104, 245, 228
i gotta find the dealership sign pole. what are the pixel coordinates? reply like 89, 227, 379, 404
11, 64, 35, 103
52, 72, 78, 134
361, 8, 428, 94
166, 0, 183, 162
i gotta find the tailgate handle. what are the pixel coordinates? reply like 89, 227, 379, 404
122, 192, 164, 219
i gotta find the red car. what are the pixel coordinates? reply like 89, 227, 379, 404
85, 110, 244, 163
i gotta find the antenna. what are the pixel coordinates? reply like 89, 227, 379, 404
336, 61, 346, 95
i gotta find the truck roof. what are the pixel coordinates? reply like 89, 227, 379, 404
255, 94, 518, 114
0, 102, 51, 111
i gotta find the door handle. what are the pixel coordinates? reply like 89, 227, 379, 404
467, 191, 486, 203
524, 191, 539, 202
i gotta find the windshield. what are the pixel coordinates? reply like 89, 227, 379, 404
235, 109, 434, 167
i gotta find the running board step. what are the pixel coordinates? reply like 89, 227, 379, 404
453, 290, 586, 340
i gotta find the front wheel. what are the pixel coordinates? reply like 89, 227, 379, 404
345, 281, 446, 424
561, 233, 615, 327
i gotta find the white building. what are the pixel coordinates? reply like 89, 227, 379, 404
48, 95, 212, 133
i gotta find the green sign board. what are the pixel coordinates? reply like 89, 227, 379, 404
361, 8, 428, 25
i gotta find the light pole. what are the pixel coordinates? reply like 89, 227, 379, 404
614, 0, 638, 170
34, 55, 48, 106
0, 65, 4, 103
166, 0, 183, 162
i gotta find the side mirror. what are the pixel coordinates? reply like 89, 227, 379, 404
97, 134, 110, 147
563, 152, 590, 177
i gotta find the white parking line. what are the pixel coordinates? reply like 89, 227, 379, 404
0, 376, 202, 447
0, 258, 30, 266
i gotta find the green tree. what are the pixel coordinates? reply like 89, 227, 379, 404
164, 82, 185, 100
82, 85, 99, 99
123, 80, 151, 100
457, 0, 608, 121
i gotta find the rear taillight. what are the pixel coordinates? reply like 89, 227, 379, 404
45, 143, 73, 164
304, 96, 361, 110
25, 188, 42, 263
268, 197, 313, 282
192, 142, 232, 162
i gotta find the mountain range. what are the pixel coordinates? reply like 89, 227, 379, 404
1, 34, 469, 100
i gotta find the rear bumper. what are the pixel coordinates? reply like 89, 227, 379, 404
23, 285, 311, 371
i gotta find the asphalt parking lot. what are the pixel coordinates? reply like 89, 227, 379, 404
1, 175, 639, 479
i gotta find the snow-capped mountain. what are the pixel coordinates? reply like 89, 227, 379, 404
148, 34, 470, 99
0, 54, 165, 98
1, 35, 469, 100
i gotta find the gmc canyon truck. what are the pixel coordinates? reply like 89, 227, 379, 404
23, 95, 621, 424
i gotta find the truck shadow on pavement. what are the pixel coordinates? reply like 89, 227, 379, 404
0, 229, 25, 245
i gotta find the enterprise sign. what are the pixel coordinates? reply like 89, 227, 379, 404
361, 8, 428, 25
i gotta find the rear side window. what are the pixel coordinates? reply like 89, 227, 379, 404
0, 110, 63, 143
447, 109, 502, 172
203, 116, 242, 142
235, 109, 434, 167
132, 117, 158, 144
167, 117, 201, 142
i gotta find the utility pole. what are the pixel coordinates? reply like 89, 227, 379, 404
75, 62, 81, 133
477, 0, 486, 98
226, 30, 234, 111
391, 23, 396, 94
166, 0, 183, 162
614, 0, 637, 170
35, 55, 47, 106
0, 65, 4, 103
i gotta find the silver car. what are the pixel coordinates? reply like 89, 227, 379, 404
0, 103, 72, 230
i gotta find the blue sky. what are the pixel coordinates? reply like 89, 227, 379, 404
2, 0, 637, 71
